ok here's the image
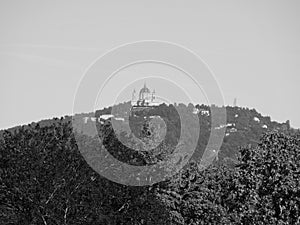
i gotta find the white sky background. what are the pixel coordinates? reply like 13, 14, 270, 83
0, 0, 299, 129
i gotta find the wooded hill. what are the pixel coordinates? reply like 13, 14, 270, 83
0, 103, 299, 224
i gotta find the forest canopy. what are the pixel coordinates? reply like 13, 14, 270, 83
0, 103, 299, 224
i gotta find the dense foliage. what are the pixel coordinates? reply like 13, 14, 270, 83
160, 132, 300, 224
0, 103, 299, 224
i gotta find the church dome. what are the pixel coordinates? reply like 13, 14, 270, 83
131, 82, 157, 107
139, 83, 150, 96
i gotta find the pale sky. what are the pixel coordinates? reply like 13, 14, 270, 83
0, 0, 300, 129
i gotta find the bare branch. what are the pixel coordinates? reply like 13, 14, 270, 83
64, 200, 69, 225
45, 185, 59, 204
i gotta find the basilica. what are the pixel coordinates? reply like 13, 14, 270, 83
131, 83, 157, 107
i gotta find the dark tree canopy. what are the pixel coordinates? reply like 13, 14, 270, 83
0, 103, 299, 224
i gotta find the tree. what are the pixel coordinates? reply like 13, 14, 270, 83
229, 132, 300, 224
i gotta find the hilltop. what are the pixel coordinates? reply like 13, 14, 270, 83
0, 102, 298, 164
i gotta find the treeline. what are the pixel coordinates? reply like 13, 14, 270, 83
1, 120, 299, 224
93, 102, 297, 162
0, 103, 299, 224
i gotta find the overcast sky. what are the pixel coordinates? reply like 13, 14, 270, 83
0, 0, 299, 129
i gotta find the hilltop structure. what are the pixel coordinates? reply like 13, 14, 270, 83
131, 83, 158, 107
233, 98, 237, 107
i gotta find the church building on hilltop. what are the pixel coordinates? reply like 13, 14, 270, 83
131, 83, 158, 107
